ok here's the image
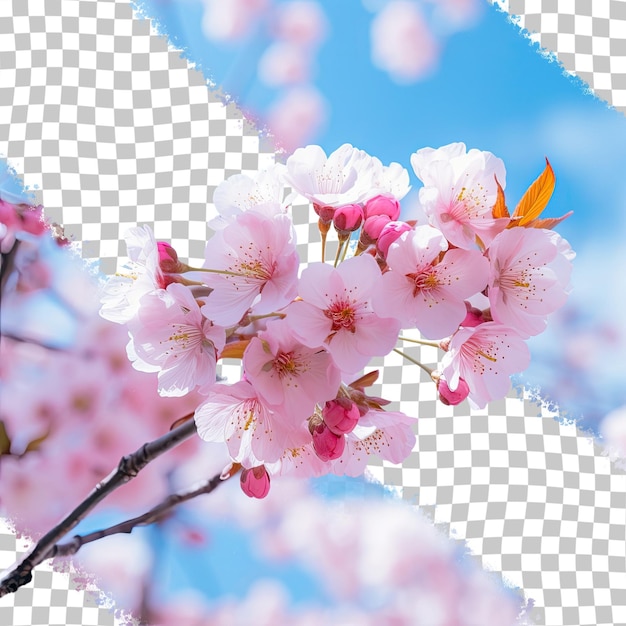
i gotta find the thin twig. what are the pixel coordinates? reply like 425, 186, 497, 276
0, 417, 197, 597
45, 469, 233, 560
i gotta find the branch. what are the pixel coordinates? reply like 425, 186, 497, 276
0, 416, 197, 597
45, 468, 235, 560
0, 240, 20, 302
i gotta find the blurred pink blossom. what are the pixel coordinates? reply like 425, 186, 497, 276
370, 1, 440, 83
201, 0, 270, 42
266, 86, 328, 155
258, 41, 312, 87
272, 1, 328, 47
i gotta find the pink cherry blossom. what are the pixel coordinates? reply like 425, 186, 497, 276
283, 143, 371, 209
287, 254, 401, 373
272, 1, 328, 48
258, 41, 312, 87
267, 86, 328, 156
243, 319, 341, 422
486, 226, 574, 337
373, 225, 490, 338
201, 0, 269, 42
194, 380, 307, 465
99, 225, 166, 324
209, 164, 287, 230
441, 322, 530, 409
367, 159, 411, 203
127, 282, 225, 397
370, 1, 440, 83
201, 211, 299, 327
411, 142, 509, 249
330, 408, 416, 477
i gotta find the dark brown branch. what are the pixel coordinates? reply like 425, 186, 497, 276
45, 470, 230, 560
0, 416, 197, 597
0, 240, 20, 302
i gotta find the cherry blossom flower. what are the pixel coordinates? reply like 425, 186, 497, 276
486, 226, 575, 337
201, 211, 299, 327
194, 380, 308, 465
373, 225, 490, 338
127, 282, 225, 397
283, 143, 374, 210
272, 1, 328, 48
370, 1, 440, 83
411, 142, 509, 249
287, 254, 401, 373
99, 225, 166, 324
267, 86, 329, 156
243, 319, 341, 422
330, 408, 416, 477
258, 41, 312, 87
209, 164, 288, 230
441, 322, 530, 409
201, 0, 269, 42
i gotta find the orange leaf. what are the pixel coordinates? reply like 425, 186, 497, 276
348, 370, 379, 389
512, 158, 556, 226
491, 175, 509, 219
528, 210, 574, 230
219, 339, 251, 360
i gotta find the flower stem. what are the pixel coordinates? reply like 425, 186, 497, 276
333, 240, 344, 268
0, 416, 197, 597
398, 336, 441, 349
392, 348, 434, 376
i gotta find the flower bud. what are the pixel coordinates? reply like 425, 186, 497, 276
157, 241, 186, 274
376, 221, 412, 259
358, 214, 391, 250
311, 421, 346, 461
364, 194, 401, 221
460, 301, 485, 328
240, 465, 271, 499
323, 398, 360, 435
333, 204, 363, 236
313, 203, 336, 224
438, 377, 470, 406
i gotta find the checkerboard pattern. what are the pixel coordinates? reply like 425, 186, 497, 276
367, 342, 626, 626
2, 1, 626, 625
490, 0, 626, 112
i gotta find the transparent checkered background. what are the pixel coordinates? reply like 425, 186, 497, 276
1, 1, 626, 625
490, 0, 626, 112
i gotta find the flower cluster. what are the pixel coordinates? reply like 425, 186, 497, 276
100, 142, 574, 498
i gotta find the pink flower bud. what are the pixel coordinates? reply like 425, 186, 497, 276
322, 398, 360, 435
376, 220, 412, 258
364, 194, 401, 221
240, 465, 271, 499
438, 377, 470, 406
311, 421, 345, 461
313, 203, 336, 224
360, 214, 391, 247
157, 241, 185, 274
20, 206, 46, 236
332, 204, 363, 235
